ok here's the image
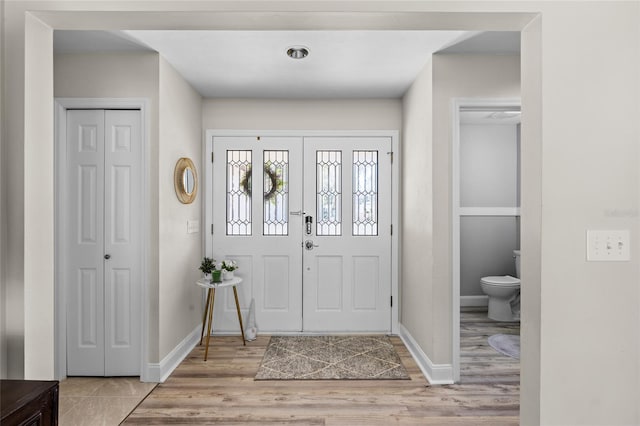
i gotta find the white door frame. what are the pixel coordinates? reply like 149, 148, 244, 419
451, 98, 521, 383
204, 129, 400, 334
54, 98, 150, 381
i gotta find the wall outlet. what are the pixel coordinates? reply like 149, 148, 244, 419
187, 220, 200, 234
586, 230, 630, 261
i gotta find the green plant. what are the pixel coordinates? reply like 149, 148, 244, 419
221, 260, 238, 271
199, 257, 217, 275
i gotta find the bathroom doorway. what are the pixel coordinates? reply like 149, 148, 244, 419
452, 99, 521, 383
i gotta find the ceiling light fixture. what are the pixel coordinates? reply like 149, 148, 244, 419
487, 111, 521, 120
287, 46, 309, 59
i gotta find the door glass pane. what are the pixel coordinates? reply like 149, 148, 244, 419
227, 150, 252, 235
264, 150, 289, 236
353, 151, 378, 236
316, 150, 342, 236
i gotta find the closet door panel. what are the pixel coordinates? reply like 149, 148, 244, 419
66, 110, 106, 376
104, 110, 142, 376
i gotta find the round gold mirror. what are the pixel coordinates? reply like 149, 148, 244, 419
174, 157, 197, 204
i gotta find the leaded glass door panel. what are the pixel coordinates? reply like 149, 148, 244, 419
302, 137, 392, 332
212, 136, 303, 332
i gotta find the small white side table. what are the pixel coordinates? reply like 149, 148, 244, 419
196, 277, 246, 361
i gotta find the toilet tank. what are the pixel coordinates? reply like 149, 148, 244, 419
513, 250, 521, 278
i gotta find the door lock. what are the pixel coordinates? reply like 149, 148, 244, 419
104, 254, 111, 260
305, 240, 319, 250
305, 216, 313, 235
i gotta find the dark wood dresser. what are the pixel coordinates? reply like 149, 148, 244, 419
0, 380, 59, 426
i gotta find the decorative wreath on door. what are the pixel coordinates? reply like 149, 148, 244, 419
240, 166, 282, 201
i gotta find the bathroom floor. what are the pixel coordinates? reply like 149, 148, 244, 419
460, 306, 521, 384
58, 377, 156, 425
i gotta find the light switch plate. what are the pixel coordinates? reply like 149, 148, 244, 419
187, 220, 200, 234
586, 230, 630, 261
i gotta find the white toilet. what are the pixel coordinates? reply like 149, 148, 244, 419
480, 250, 521, 321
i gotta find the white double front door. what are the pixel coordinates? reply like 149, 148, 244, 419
210, 135, 391, 333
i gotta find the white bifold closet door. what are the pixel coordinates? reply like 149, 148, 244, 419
65, 109, 142, 376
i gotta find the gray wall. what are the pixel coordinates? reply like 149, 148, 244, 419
202, 98, 402, 130
460, 216, 519, 295
402, 53, 521, 368
54, 52, 205, 367
459, 123, 520, 297
460, 124, 519, 207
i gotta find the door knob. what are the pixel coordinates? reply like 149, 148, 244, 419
104, 254, 111, 260
305, 240, 319, 250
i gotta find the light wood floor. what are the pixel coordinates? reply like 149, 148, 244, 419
460, 307, 520, 385
124, 309, 520, 425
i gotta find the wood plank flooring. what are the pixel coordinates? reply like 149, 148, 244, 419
460, 307, 520, 385
125, 309, 519, 425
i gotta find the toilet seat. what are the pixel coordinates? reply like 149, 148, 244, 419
481, 275, 520, 286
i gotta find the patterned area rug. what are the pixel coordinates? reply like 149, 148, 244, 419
255, 335, 409, 380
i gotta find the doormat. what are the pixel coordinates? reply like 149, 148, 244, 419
255, 335, 409, 380
488, 334, 520, 359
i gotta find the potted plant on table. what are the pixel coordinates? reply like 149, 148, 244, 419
199, 257, 221, 283
221, 260, 238, 280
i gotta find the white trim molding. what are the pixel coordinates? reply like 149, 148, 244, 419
451, 97, 521, 384
54, 98, 150, 381
459, 207, 521, 217
143, 324, 201, 383
398, 324, 453, 385
460, 295, 489, 307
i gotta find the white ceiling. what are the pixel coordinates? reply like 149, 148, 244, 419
53, 30, 520, 99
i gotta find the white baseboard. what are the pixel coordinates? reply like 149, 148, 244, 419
398, 324, 454, 385
142, 324, 201, 383
460, 295, 488, 307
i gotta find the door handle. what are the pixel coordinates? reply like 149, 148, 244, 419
104, 254, 111, 260
305, 240, 319, 250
